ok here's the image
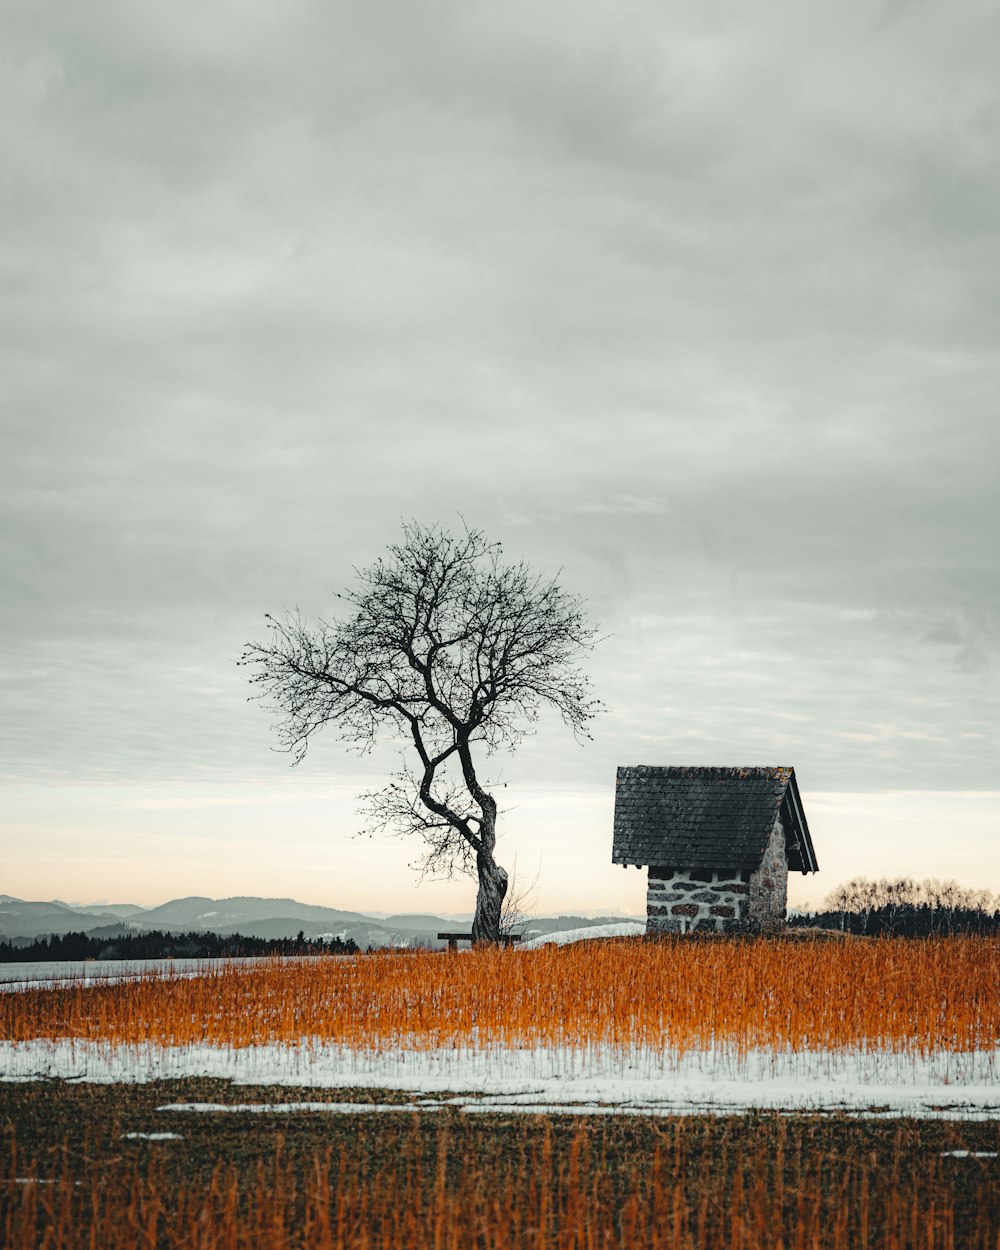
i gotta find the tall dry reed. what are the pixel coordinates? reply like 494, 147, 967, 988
2, 937, 996, 1055
4, 1114, 997, 1250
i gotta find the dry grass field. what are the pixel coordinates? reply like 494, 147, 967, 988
2, 935, 996, 1054
3, 1081, 999, 1250
2, 936, 998, 1248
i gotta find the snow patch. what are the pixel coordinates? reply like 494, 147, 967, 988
521, 922, 645, 948
158, 1102, 432, 1115
2, 1040, 996, 1119
0, 956, 274, 992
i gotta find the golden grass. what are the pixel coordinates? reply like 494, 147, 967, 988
4, 1113, 999, 1250
2, 936, 997, 1054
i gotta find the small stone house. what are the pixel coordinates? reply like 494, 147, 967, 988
612, 765, 819, 934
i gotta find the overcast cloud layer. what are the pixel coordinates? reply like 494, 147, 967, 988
2, 0, 998, 907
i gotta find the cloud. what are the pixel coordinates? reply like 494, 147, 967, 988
572, 495, 671, 516
0, 0, 997, 901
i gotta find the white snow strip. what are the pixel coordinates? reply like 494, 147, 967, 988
121, 1132, 184, 1140
940, 1150, 998, 1158
157, 1102, 434, 1115
0, 957, 278, 993
521, 923, 645, 948
1, 1040, 996, 1119
10, 1179, 82, 1186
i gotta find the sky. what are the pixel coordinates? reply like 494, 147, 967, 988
2, 0, 998, 917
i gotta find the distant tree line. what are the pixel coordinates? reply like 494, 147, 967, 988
0, 928, 360, 963
793, 877, 1000, 937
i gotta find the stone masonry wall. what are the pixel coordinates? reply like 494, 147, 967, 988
747, 813, 788, 931
646, 866, 751, 934
646, 815, 789, 935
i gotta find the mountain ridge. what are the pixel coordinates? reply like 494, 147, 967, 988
0, 894, 643, 947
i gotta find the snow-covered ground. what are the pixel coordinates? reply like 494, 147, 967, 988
0, 930, 646, 983
2, 942, 996, 1119
0, 956, 291, 992
521, 922, 645, 948
2, 1039, 996, 1119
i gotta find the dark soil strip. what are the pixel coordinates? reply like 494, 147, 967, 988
2, 1080, 997, 1248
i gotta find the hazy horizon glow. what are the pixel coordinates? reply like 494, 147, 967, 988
5, 782, 999, 916
2, 0, 997, 914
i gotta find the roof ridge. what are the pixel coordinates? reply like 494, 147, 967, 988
612, 764, 801, 873
620, 764, 792, 777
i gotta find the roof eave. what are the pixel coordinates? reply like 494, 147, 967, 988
783, 769, 819, 874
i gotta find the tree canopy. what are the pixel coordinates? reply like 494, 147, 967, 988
241, 521, 602, 941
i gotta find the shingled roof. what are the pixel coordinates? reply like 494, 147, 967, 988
612, 765, 818, 874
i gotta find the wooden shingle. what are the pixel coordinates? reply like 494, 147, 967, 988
612, 765, 818, 873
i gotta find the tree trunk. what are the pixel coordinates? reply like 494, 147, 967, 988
471, 851, 508, 944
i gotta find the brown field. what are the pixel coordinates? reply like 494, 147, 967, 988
2, 1080, 999, 1250
2, 937, 998, 1247
2, 935, 997, 1053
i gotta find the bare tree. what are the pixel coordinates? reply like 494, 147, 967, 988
240, 521, 602, 943
825, 880, 853, 933
498, 856, 540, 941
825, 877, 880, 934
820, 876, 999, 936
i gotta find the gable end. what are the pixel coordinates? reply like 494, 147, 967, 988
612, 764, 818, 874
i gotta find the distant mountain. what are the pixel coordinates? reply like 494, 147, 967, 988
1, 899, 77, 918
0, 898, 138, 939
0, 894, 643, 948
137, 896, 380, 930
382, 913, 457, 933
0, 895, 452, 947
59, 903, 148, 919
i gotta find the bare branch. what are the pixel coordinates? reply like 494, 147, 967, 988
240, 518, 604, 942
499, 855, 540, 938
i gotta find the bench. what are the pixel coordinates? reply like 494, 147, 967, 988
437, 932, 523, 951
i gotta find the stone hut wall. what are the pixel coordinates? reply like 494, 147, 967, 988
646, 815, 789, 935
646, 866, 750, 933
747, 813, 788, 930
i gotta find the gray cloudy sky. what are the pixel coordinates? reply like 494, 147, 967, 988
3, 0, 998, 913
